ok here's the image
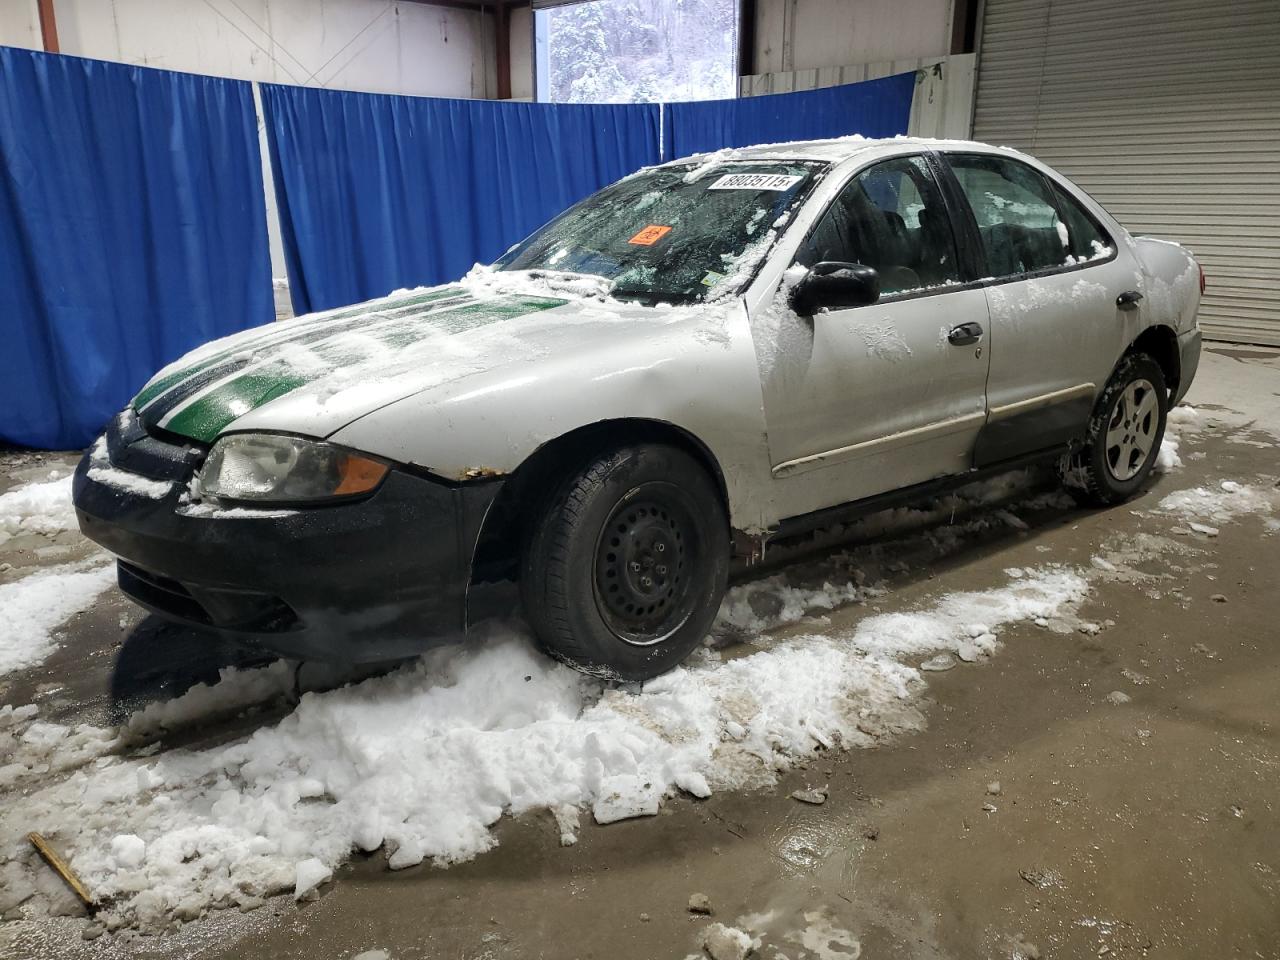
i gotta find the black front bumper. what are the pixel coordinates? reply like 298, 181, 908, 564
73, 411, 502, 663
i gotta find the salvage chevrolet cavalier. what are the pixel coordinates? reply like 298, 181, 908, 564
74, 138, 1204, 680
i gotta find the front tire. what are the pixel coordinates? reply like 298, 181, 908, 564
520, 444, 730, 681
1060, 352, 1168, 506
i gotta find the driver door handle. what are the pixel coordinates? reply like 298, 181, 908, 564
948, 321, 984, 346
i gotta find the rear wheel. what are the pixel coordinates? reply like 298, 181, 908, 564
1060, 352, 1167, 506
520, 443, 729, 681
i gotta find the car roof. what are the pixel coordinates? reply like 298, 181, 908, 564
661, 135, 1020, 167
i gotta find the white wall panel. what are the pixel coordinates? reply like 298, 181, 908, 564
754, 0, 951, 74
739, 53, 976, 142
0, 0, 41, 50
509, 4, 534, 100
906, 53, 973, 140
1, 0, 495, 99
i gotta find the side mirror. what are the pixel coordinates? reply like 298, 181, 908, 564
789, 262, 880, 315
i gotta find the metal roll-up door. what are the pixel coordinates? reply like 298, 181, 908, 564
972, 0, 1280, 345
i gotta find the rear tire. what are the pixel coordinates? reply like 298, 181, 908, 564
520, 443, 729, 681
1060, 352, 1167, 506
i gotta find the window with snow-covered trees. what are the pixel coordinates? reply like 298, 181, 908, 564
537, 0, 739, 104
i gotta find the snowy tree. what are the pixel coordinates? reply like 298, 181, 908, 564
546, 0, 738, 104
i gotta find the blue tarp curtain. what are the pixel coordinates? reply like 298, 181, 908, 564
265, 75, 915, 316
260, 86, 661, 315
1, 46, 913, 449
662, 73, 917, 159
0, 47, 272, 449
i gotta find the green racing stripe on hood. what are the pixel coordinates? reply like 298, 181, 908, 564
133, 287, 466, 411
161, 294, 567, 444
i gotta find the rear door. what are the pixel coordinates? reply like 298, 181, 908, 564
939, 151, 1144, 465
757, 154, 993, 518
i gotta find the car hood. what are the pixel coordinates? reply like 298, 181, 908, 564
133, 281, 728, 445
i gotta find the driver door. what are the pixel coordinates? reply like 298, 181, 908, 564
758, 155, 993, 518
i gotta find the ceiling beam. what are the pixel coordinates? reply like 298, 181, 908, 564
37, 0, 59, 53
399, 0, 485, 11
738, 0, 756, 77
398, 0, 529, 10
493, 2, 512, 99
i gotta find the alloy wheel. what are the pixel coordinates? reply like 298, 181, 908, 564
1104, 378, 1159, 481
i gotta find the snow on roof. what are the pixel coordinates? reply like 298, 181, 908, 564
662, 135, 1021, 166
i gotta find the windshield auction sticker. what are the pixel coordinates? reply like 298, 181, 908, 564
628, 224, 673, 246
707, 173, 803, 191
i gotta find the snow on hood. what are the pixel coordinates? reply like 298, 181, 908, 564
132, 272, 731, 446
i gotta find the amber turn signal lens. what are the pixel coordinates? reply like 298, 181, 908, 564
334, 453, 389, 495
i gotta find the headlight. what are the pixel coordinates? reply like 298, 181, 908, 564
197, 434, 389, 504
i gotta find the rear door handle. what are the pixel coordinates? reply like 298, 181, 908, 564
1116, 290, 1143, 310
948, 321, 984, 346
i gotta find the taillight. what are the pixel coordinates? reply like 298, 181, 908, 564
1199, 262, 1206, 295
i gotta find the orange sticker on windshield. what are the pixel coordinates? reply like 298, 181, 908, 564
628, 224, 672, 246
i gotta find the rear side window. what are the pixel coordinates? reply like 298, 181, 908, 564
795, 155, 960, 297
1050, 182, 1113, 263
946, 153, 1111, 278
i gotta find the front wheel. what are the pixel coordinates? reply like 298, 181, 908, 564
1060, 352, 1168, 506
520, 443, 729, 681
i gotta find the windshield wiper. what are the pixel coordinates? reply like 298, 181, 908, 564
507, 270, 615, 298
610, 287, 698, 306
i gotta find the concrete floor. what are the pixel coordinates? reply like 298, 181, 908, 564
1, 346, 1277, 959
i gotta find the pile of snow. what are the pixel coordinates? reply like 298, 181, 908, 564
1155, 404, 1198, 474
715, 572, 879, 636
1154, 432, 1182, 473
125, 660, 297, 737
0, 566, 1087, 931
0, 473, 76, 544
1156, 479, 1276, 525
0, 469, 120, 677
0, 560, 115, 676
701, 922, 760, 960
0, 707, 118, 790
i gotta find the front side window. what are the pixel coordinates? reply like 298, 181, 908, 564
496, 161, 825, 304
947, 153, 1112, 277
795, 155, 960, 297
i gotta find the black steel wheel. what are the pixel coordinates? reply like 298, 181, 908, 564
593, 489, 700, 646
521, 443, 729, 680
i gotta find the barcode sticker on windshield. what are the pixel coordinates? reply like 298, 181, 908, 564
707, 173, 803, 192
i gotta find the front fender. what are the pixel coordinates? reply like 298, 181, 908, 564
329, 301, 778, 532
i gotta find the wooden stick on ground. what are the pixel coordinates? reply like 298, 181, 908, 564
27, 832, 96, 912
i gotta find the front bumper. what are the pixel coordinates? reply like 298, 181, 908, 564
1174, 327, 1202, 405
73, 411, 502, 663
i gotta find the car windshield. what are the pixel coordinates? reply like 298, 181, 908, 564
494, 160, 826, 304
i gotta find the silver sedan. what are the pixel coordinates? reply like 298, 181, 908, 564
73, 137, 1203, 680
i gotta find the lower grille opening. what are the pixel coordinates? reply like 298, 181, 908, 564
118, 562, 299, 633
119, 562, 210, 624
